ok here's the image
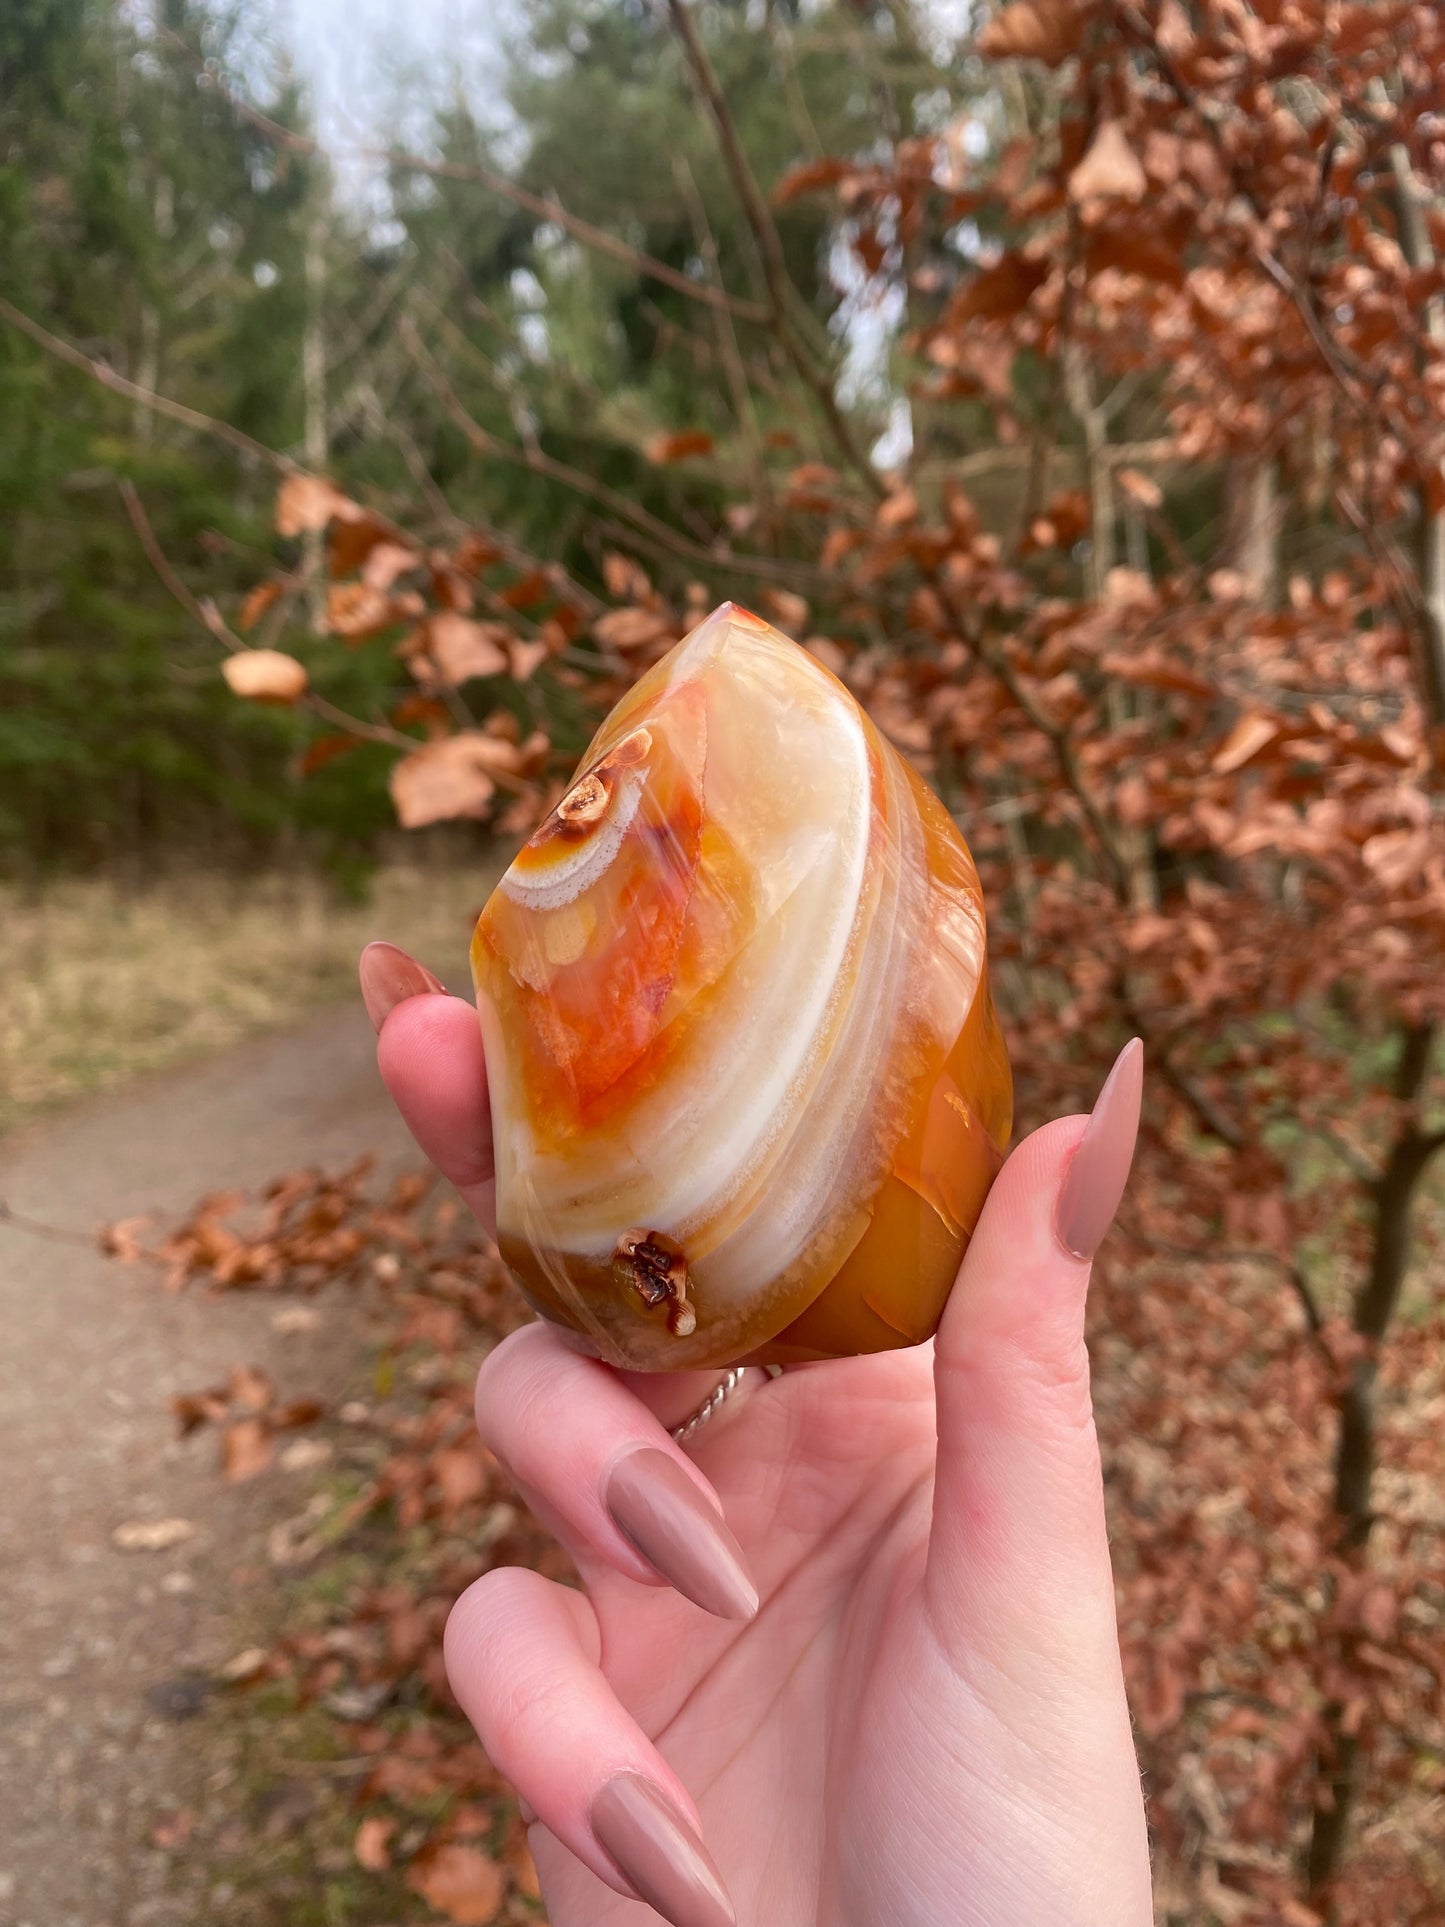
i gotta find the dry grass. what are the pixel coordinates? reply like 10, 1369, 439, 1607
0, 857, 504, 1134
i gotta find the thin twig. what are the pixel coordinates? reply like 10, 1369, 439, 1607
662, 0, 885, 497
119, 482, 417, 754
0, 295, 290, 472
167, 31, 768, 327
404, 317, 827, 593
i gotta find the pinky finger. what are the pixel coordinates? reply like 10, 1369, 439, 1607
445, 1568, 736, 1927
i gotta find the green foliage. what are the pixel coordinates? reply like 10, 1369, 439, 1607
1, 0, 949, 873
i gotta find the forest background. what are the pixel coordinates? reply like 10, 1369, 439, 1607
2, 1, 1443, 1923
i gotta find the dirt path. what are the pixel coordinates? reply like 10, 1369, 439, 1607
0, 1005, 413, 1927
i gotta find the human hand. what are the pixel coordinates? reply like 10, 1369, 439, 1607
361, 940, 1153, 1927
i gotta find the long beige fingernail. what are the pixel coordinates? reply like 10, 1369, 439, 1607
1056, 1038, 1144, 1260
358, 940, 445, 1033
604, 1448, 758, 1621
590, 1772, 736, 1927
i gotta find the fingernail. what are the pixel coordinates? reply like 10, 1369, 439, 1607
604, 1448, 758, 1621
1056, 1038, 1144, 1261
590, 1772, 736, 1927
358, 940, 445, 1033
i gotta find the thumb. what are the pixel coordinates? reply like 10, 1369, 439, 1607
925, 1039, 1142, 1685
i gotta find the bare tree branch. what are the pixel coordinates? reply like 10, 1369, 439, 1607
118, 481, 417, 754
402, 315, 829, 594
662, 0, 885, 497
170, 33, 770, 327
0, 295, 290, 472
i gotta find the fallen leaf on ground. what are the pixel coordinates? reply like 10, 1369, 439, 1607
221, 1417, 274, 1482
151, 1809, 194, 1850
113, 1517, 197, 1552
354, 1814, 395, 1871
216, 1647, 269, 1684
407, 1843, 505, 1924
279, 1437, 334, 1473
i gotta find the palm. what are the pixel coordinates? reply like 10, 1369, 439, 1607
533, 1350, 1130, 1927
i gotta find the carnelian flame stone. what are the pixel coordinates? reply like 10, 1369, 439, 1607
471, 602, 1012, 1371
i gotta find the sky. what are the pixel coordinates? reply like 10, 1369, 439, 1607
278, 0, 514, 159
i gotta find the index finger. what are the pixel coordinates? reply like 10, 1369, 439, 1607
371, 971, 497, 1237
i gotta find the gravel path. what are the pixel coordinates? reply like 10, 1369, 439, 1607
0, 1005, 413, 1927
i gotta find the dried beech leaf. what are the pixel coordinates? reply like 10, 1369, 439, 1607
406, 1843, 505, 1924
238, 580, 283, 631
644, 429, 714, 463
275, 474, 353, 537
763, 588, 809, 633
1212, 712, 1280, 774
979, 0, 1087, 64
300, 733, 358, 777
1068, 121, 1147, 203
773, 156, 852, 204
1117, 467, 1163, 510
113, 1517, 197, 1552
222, 649, 308, 705
354, 1815, 395, 1872
594, 608, 674, 652
221, 1417, 274, 1483
433, 1445, 488, 1512
507, 637, 550, 682
427, 613, 511, 684
216, 1646, 269, 1684
602, 552, 652, 602
326, 582, 404, 641
389, 734, 506, 829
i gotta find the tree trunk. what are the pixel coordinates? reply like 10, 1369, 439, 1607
1226, 456, 1280, 606
1308, 1022, 1442, 1907
303, 207, 328, 630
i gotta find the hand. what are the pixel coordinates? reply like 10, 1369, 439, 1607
361, 941, 1153, 1927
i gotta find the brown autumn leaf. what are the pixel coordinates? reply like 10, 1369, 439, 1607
762, 588, 809, 634
354, 1815, 395, 1872
275, 474, 353, 538
1067, 121, 1147, 204
150, 1809, 194, 1851
299, 733, 358, 777
1362, 827, 1429, 891
1102, 567, 1155, 608
221, 649, 308, 705
329, 513, 402, 581
432, 1445, 488, 1513
226, 1363, 274, 1413
112, 1517, 197, 1553
1117, 467, 1163, 511
1212, 712, 1281, 774
875, 485, 919, 530
1206, 567, 1249, 604
391, 695, 451, 732
389, 733, 503, 829
644, 428, 714, 463
406, 1843, 505, 1925
360, 539, 423, 592
100, 1216, 153, 1263
238, 579, 283, 631
426, 612, 511, 684
979, 0, 1088, 64
507, 637, 549, 682
950, 252, 1049, 321
602, 552, 652, 602
594, 607, 674, 652
325, 581, 405, 641
221, 1417, 274, 1483
773, 156, 852, 204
